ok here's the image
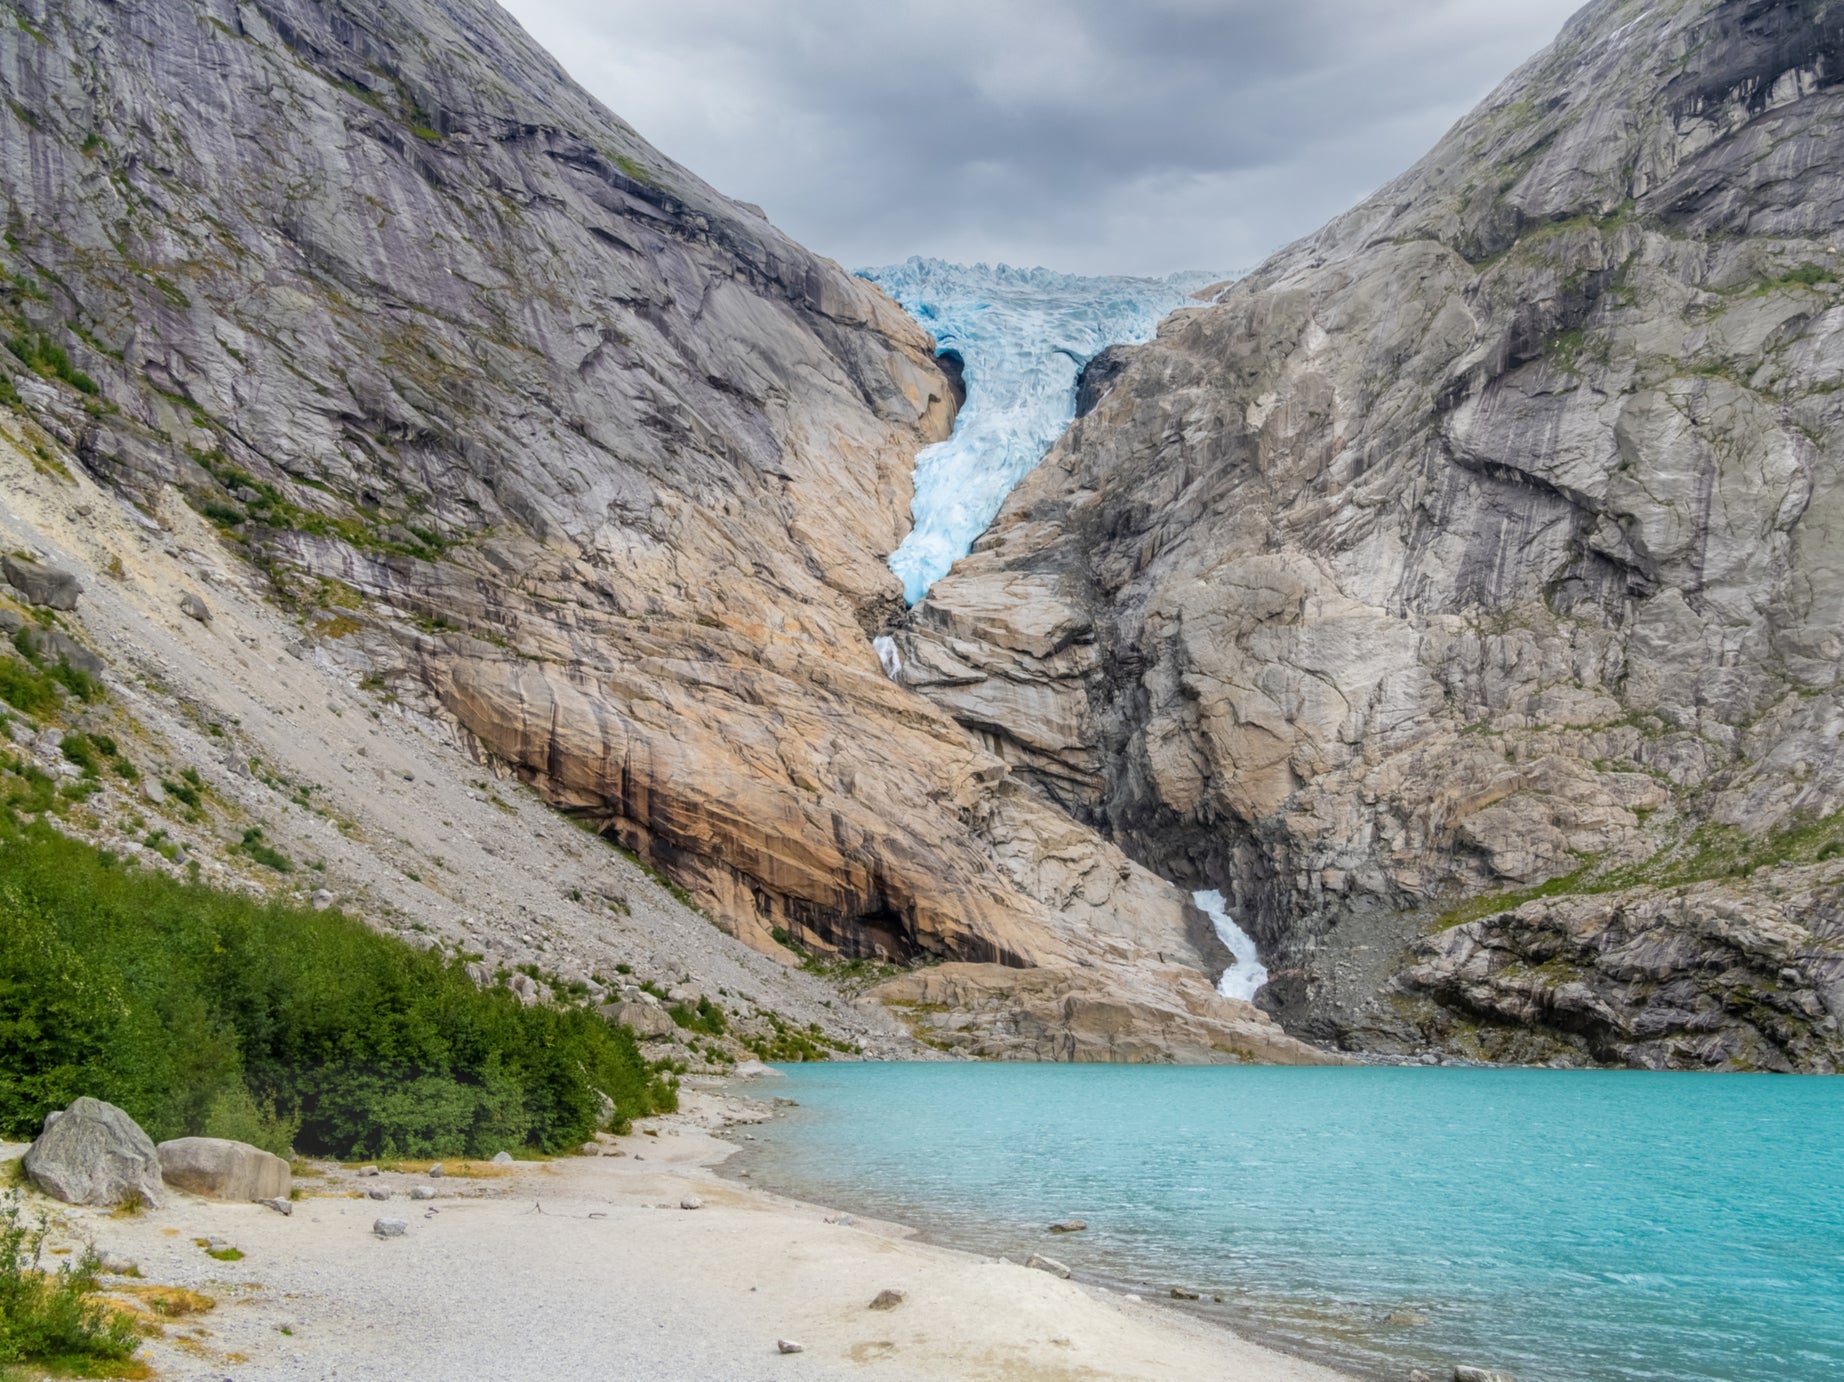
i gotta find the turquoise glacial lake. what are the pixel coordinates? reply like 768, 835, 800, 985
737, 1064, 1844, 1381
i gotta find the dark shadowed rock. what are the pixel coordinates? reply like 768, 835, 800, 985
1, 554, 80, 610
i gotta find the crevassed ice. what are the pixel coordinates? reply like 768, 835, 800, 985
1193, 889, 1270, 1002
858, 256, 1224, 605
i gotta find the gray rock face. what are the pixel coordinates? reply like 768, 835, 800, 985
894, 0, 1844, 1070
1, 554, 80, 610
14, 625, 104, 677
23, 1098, 165, 1208
0, 0, 1255, 1061
158, 1137, 292, 1202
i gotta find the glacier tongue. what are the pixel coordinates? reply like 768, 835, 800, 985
859, 257, 1222, 605
1193, 889, 1270, 1002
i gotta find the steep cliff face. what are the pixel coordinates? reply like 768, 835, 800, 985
896, 0, 1844, 1070
0, 0, 1325, 1062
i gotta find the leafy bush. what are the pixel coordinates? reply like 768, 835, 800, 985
237, 826, 292, 873
0, 653, 58, 716
0, 1195, 138, 1370
668, 995, 727, 1037
5, 331, 98, 395
0, 817, 675, 1158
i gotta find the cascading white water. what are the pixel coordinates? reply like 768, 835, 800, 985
871, 635, 902, 680
858, 257, 1223, 605
1192, 889, 1269, 1001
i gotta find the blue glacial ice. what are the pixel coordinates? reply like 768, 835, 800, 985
858, 257, 1223, 605
1193, 889, 1270, 1002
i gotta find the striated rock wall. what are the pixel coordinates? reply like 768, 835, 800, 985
894, 0, 1844, 1070
0, 0, 1301, 1060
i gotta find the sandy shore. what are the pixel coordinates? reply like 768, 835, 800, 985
4, 1084, 1351, 1381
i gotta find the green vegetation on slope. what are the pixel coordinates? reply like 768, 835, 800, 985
0, 1199, 138, 1376
0, 816, 676, 1159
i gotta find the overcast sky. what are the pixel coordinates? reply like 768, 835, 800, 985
499, 0, 1588, 277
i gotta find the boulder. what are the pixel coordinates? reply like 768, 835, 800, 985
157, 1137, 291, 1202
178, 591, 211, 623
373, 1217, 407, 1238
1453, 1371, 1517, 1382
868, 1289, 905, 1311
15, 625, 103, 676
24, 1098, 164, 1208
491, 1150, 514, 1165
1024, 1253, 1070, 1279
600, 1000, 678, 1040
1, 554, 81, 610
1048, 1218, 1087, 1233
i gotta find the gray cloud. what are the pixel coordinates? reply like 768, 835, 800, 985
498, 0, 1587, 275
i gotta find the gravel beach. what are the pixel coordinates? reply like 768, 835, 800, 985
4, 1082, 1351, 1381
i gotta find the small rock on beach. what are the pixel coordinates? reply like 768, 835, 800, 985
868, 1289, 906, 1311
1025, 1254, 1071, 1279
373, 1218, 407, 1238
777, 1339, 805, 1354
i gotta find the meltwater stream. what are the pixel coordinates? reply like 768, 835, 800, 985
857, 257, 1221, 604
739, 1064, 1844, 1382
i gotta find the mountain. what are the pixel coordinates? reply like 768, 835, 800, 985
0, 0, 1317, 1063
892, 0, 1844, 1071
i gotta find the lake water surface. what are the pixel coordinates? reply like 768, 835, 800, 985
737, 1064, 1844, 1381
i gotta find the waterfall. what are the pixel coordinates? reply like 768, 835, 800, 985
1192, 888, 1269, 1001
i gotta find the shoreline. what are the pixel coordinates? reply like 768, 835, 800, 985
712, 1070, 1392, 1382
2, 1082, 1353, 1381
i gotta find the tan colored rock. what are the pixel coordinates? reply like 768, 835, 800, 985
158, 1137, 292, 1203
871, 962, 1339, 1066
602, 1001, 679, 1041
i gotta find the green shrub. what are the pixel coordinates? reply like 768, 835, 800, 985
237, 826, 292, 873
0, 817, 675, 1157
160, 772, 202, 809
4, 331, 98, 395
668, 995, 727, 1037
0, 756, 54, 815
0, 1196, 138, 1369
0, 654, 57, 716
59, 733, 100, 778
46, 658, 102, 702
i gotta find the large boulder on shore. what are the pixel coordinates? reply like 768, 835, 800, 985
157, 1137, 291, 1202
1, 554, 82, 610
600, 1001, 678, 1040
23, 1098, 164, 1208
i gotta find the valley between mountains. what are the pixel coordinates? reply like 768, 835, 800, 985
2, 0, 1842, 1072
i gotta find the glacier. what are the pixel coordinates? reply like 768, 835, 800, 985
1192, 889, 1270, 1002
858, 257, 1224, 605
